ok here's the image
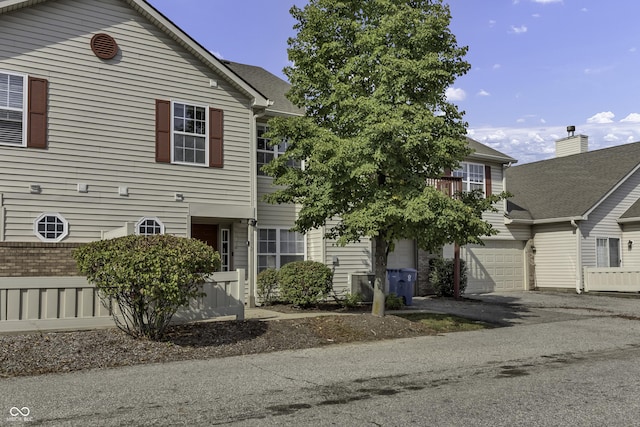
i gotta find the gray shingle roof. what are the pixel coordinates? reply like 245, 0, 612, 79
506, 141, 640, 221
223, 61, 304, 116
466, 137, 516, 163
620, 198, 640, 220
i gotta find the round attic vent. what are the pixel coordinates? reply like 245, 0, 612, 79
90, 33, 118, 60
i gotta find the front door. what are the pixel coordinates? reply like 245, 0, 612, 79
191, 224, 219, 252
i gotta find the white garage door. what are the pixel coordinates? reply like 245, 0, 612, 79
387, 239, 416, 269
462, 240, 525, 293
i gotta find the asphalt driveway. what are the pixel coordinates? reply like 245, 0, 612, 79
406, 290, 640, 326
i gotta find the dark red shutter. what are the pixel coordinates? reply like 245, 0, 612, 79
484, 165, 492, 196
155, 99, 171, 163
209, 108, 223, 168
27, 77, 48, 149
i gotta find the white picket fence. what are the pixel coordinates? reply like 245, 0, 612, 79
583, 267, 640, 292
0, 270, 245, 334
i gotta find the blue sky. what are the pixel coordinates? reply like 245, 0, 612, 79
148, 0, 640, 164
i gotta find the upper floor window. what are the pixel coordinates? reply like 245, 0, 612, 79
136, 217, 165, 236
156, 99, 223, 168
257, 124, 300, 176
172, 102, 207, 166
0, 71, 26, 147
33, 212, 68, 242
453, 162, 485, 193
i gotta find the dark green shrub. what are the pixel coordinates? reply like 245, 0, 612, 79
385, 293, 403, 310
257, 268, 279, 305
429, 257, 467, 297
74, 234, 220, 340
278, 261, 333, 307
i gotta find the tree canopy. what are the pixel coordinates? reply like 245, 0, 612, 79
264, 0, 506, 315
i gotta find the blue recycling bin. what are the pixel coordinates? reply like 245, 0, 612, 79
386, 268, 402, 296
399, 268, 418, 306
386, 268, 415, 306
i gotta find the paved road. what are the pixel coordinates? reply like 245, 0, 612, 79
3, 292, 640, 426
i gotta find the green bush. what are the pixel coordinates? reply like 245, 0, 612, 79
74, 234, 220, 340
429, 257, 467, 297
342, 292, 363, 309
257, 268, 279, 305
278, 261, 333, 307
385, 293, 403, 310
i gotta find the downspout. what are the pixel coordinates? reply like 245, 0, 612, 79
571, 219, 582, 294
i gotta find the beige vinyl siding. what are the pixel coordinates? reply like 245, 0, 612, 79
326, 239, 373, 294
232, 221, 248, 272
256, 178, 299, 227
0, 0, 254, 241
532, 223, 577, 289
622, 224, 640, 266
481, 160, 532, 241
2, 193, 188, 242
306, 227, 325, 263
580, 170, 640, 268
387, 239, 416, 269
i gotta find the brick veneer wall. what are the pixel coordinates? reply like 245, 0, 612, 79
0, 242, 83, 277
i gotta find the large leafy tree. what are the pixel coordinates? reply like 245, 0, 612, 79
264, 0, 505, 316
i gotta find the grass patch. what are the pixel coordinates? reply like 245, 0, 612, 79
395, 312, 490, 333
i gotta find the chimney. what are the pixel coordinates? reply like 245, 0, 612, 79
556, 126, 588, 157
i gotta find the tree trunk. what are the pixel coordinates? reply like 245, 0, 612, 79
371, 236, 387, 317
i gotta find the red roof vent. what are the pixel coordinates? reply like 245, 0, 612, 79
90, 33, 118, 60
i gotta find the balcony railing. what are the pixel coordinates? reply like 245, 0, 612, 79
427, 176, 463, 197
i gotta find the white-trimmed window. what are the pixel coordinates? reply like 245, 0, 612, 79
453, 162, 485, 193
136, 217, 165, 236
172, 101, 208, 166
33, 213, 68, 242
596, 237, 620, 267
257, 124, 300, 176
221, 228, 230, 271
0, 71, 26, 147
258, 228, 304, 272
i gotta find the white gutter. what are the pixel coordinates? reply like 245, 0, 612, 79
506, 215, 586, 225
571, 219, 582, 294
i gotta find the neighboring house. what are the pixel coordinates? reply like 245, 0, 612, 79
506, 134, 640, 293
0, 0, 270, 290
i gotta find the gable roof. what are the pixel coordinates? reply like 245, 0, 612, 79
0, 0, 270, 109
466, 137, 516, 164
223, 61, 304, 116
506, 141, 640, 222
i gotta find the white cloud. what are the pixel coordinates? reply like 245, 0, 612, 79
584, 65, 614, 75
532, 13, 541, 18
516, 118, 525, 123
445, 87, 466, 101
489, 20, 496, 27
477, 89, 490, 97
540, 118, 546, 124
532, 0, 562, 3
509, 25, 528, 34
210, 50, 224, 59
581, 7, 588, 12
493, 64, 501, 70
587, 111, 615, 124
621, 113, 640, 123
466, 121, 640, 165
630, 47, 637, 53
